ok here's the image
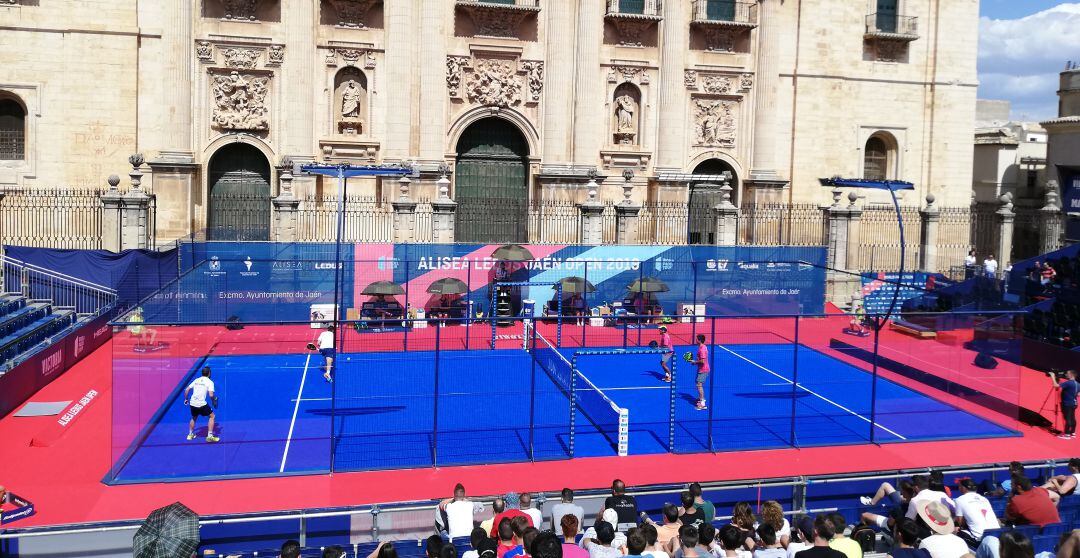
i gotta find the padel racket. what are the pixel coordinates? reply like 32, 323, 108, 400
683, 351, 694, 363
648, 340, 659, 349
306, 342, 317, 351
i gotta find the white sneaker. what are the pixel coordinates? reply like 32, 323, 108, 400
186, 432, 195, 441
860, 496, 873, 506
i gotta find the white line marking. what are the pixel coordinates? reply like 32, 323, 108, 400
291, 397, 331, 402
717, 344, 907, 440
596, 386, 672, 391
280, 353, 311, 473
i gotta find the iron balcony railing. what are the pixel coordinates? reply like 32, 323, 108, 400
455, 0, 540, 7
691, 0, 757, 25
866, 13, 918, 36
606, 0, 662, 17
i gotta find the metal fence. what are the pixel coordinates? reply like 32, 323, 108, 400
1, 254, 117, 315
853, 205, 924, 273
0, 188, 106, 249
738, 203, 825, 246
295, 195, 434, 243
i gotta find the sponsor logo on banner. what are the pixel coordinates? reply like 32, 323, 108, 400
205, 256, 225, 277
94, 325, 109, 339
766, 262, 793, 272
57, 389, 99, 426
315, 262, 343, 270
40, 349, 63, 377
239, 256, 259, 277
377, 257, 400, 270
272, 261, 305, 271
74, 335, 86, 358
653, 257, 674, 272
737, 262, 760, 270
798, 262, 813, 271
705, 259, 730, 271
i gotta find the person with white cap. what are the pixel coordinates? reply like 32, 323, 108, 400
916, 500, 969, 558
581, 509, 627, 556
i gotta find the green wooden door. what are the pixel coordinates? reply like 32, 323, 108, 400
455, 118, 529, 243
688, 159, 737, 245
207, 143, 271, 241
876, 0, 898, 32
707, 0, 736, 21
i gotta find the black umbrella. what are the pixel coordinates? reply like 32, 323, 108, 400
133, 502, 199, 558
361, 280, 405, 296
426, 277, 469, 295
627, 277, 669, 293
491, 244, 534, 262
554, 276, 596, 294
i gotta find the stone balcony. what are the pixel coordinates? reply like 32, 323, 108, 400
690, 0, 758, 28
605, 0, 662, 47
864, 13, 919, 41
455, 0, 541, 38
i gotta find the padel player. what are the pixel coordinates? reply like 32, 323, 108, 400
659, 325, 673, 382
184, 367, 219, 442
319, 325, 336, 383
692, 334, 709, 410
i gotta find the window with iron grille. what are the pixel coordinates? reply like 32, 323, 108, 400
0, 98, 26, 161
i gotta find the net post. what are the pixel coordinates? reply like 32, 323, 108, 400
869, 316, 881, 444
691, 261, 699, 342
556, 283, 563, 348
403, 262, 411, 352
433, 321, 441, 467
668, 345, 676, 453
490, 287, 497, 350
622, 318, 628, 349
529, 321, 536, 461
790, 315, 800, 448
637, 265, 644, 347
465, 263, 471, 351
569, 354, 578, 458
708, 316, 716, 453
582, 266, 588, 348
618, 407, 629, 457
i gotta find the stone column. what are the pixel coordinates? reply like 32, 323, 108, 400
161, 0, 192, 154
543, 0, 575, 163
120, 156, 153, 251
272, 165, 301, 242
418, 0, 448, 160
283, 0, 316, 157
100, 175, 123, 253
845, 194, 863, 271
996, 193, 1015, 269
571, 0, 603, 164
431, 173, 457, 243
383, 0, 415, 159
824, 188, 849, 271
1041, 180, 1064, 255
615, 171, 641, 244
747, 0, 784, 186
655, 0, 688, 171
578, 175, 604, 244
712, 177, 738, 246
392, 176, 418, 243
920, 194, 940, 273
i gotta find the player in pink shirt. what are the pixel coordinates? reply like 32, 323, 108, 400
692, 334, 710, 410
659, 325, 674, 382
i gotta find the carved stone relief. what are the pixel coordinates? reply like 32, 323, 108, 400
446, 55, 544, 108
211, 71, 271, 132
330, 0, 377, 28
521, 61, 544, 102
608, 65, 648, 85
325, 48, 377, 69
222, 0, 260, 21
459, 5, 533, 38
446, 56, 470, 97
196, 41, 214, 62
609, 18, 656, 47
684, 70, 698, 89
701, 27, 739, 52
739, 73, 753, 91
693, 99, 736, 148
221, 47, 261, 69
701, 75, 733, 94
267, 45, 285, 66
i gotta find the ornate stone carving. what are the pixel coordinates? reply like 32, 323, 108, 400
701, 27, 739, 52
195, 41, 214, 62
684, 70, 698, 89
614, 95, 637, 145
701, 75, 733, 94
465, 58, 522, 108
610, 18, 657, 47
875, 39, 906, 62
221, 47, 260, 69
608, 66, 645, 84
460, 5, 532, 38
267, 45, 285, 66
693, 99, 736, 148
325, 48, 377, 69
446, 56, 470, 97
521, 61, 544, 102
211, 71, 270, 132
330, 0, 377, 28
222, 0, 260, 21
739, 73, 753, 91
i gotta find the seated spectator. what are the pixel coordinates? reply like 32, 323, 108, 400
490, 495, 534, 538
689, 483, 716, 524
998, 531, 1033, 558
552, 488, 585, 532
786, 517, 815, 558
753, 524, 787, 558
757, 501, 792, 548
324, 546, 346, 558
481, 499, 508, 535
439, 483, 483, 539
625, 528, 650, 558
860, 480, 915, 531
428, 535, 447, 558
584, 509, 627, 550
442, 546, 460, 558
532, 532, 564, 558
560, 515, 589, 558
1041, 458, 1080, 504
280, 540, 301, 558
649, 503, 684, 549
908, 475, 956, 521
953, 479, 1000, 548
680, 491, 708, 530
915, 501, 970, 558
506, 528, 540, 558
476, 538, 500, 558
520, 493, 543, 530
671, 525, 707, 558
731, 502, 757, 551
826, 514, 862, 558
498, 519, 519, 558
1005, 476, 1060, 527
988, 463, 1028, 498
793, 516, 845, 558
697, 524, 720, 558
464, 527, 491, 558
714, 524, 752, 558
604, 479, 640, 532
890, 519, 931, 558
367, 541, 398, 558
582, 520, 622, 558
641, 523, 672, 558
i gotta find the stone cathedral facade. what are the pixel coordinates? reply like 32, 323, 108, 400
0, 0, 978, 244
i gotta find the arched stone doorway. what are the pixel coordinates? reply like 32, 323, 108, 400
688, 159, 738, 245
454, 117, 529, 243
207, 143, 272, 241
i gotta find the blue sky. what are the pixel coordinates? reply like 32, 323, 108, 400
977, 2, 1079, 121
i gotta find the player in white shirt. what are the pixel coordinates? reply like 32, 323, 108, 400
183, 367, 219, 442
318, 325, 336, 383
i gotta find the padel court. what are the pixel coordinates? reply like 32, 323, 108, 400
108, 336, 1015, 484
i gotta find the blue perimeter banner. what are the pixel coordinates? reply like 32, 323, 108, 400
139, 243, 826, 323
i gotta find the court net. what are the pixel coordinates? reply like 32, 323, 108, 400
531, 329, 629, 457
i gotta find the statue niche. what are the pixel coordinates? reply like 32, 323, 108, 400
334, 67, 368, 135
612, 83, 641, 146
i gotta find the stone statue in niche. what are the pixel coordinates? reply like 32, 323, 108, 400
335, 68, 366, 135
615, 95, 635, 132
341, 81, 362, 118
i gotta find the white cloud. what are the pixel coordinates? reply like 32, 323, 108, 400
978, 3, 1080, 120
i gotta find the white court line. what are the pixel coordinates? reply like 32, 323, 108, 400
595, 386, 672, 391
291, 397, 331, 402
279, 353, 312, 473
717, 344, 907, 440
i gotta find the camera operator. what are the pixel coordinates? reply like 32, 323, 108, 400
1051, 369, 1078, 439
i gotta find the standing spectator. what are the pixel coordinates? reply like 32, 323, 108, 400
604, 479, 639, 532
889, 519, 931, 558
581, 521, 622, 558
786, 517, 815, 558
1051, 369, 1078, 440
552, 488, 585, 533
481, 499, 507, 535
642, 524, 672, 558
279, 540, 301, 558
953, 479, 1000, 548
1005, 476, 1060, 527
520, 493, 544, 530
464, 528, 489, 558
758, 501, 792, 548
826, 514, 862, 558
793, 516, 845, 558
983, 255, 998, 280
680, 492, 707, 530
965, 250, 977, 280
689, 483, 715, 524
560, 515, 590, 558
1041, 457, 1080, 504
915, 501, 968, 558
753, 524, 787, 558
439, 483, 483, 539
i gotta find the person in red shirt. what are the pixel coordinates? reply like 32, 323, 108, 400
488, 493, 534, 538
1005, 476, 1060, 527
692, 334, 710, 410
659, 326, 674, 382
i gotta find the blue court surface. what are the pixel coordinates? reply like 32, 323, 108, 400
108, 343, 1016, 483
